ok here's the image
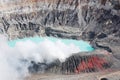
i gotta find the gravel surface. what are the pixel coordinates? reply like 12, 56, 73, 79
26, 71, 120, 80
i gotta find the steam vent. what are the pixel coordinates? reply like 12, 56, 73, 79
0, 0, 120, 80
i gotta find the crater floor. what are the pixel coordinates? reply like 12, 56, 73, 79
26, 70, 120, 80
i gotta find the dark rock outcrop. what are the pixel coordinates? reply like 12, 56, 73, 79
0, 0, 120, 74
0, 0, 119, 49
28, 50, 119, 74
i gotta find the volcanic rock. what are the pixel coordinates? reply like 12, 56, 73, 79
28, 49, 120, 74
0, 0, 120, 76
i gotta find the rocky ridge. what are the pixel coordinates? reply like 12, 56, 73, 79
0, 0, 119, 39
0, 0, 119, 54
28, 49, 120, 74
0, 0, 120, 75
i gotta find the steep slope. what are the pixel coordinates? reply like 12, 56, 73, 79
0, 0, 120, 76
0, 0, 119, 40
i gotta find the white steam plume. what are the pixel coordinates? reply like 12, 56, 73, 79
0, 35, 81, 80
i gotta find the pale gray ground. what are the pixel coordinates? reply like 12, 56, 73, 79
26, 71, 120, 80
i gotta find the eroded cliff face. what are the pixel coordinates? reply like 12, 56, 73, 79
0, 0, 119, 39
0, 0, 120, 75
0, 0, 120, 55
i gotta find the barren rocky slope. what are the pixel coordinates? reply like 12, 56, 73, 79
0, 0, 120, 79
0, 0, 120, 52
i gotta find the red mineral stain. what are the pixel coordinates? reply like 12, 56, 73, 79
75, 56, 108, 73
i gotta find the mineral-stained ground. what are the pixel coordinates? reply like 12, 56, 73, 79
0, 0, 120, 80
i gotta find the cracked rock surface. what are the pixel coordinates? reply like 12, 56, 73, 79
0, 0, 120, 79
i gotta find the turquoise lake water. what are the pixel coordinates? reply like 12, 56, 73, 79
8, 37, 94, 52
